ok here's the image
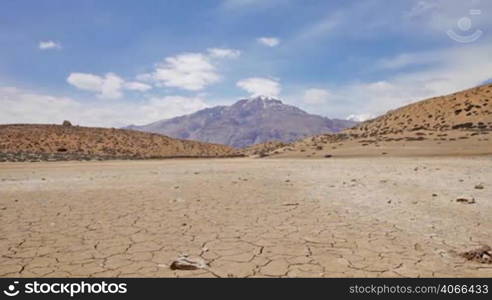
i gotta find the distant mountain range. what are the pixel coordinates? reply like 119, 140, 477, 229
126, 96, 357, 148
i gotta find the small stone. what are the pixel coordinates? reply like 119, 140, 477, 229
456, 197, 476, 204
170, 256, 208, 270
474, 183, 484, 190
460, 245, 492, 264
282, 202, 299, 206
432, 193, 438, 197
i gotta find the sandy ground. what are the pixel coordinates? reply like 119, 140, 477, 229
0, 157, 491, 278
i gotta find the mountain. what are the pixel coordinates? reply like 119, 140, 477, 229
126, 96, 357, 148
0, 122, 239, 162
261, 83, 492, 158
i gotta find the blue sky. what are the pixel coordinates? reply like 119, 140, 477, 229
1, 0, 491, 126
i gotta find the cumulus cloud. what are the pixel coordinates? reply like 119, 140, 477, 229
257, 37, 280, 47
124, 81, 152, 92
0, 86, 208, 127
207, 48, 241, 58
236, 77, 281, 97
346, 114, 375, 122
67, 73, 151, 99
137, 53, 220, 91
39, 40, 61, 50
303, 88, 331, 105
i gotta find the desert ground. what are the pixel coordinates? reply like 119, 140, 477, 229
0, 157, 491, 278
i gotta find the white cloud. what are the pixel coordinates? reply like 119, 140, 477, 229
67, 73, 151, 99
124, 81, 152, 92
303, 88, 331, 105
207, 48, 241, 58
346, 114, 375, 122
67, 73, 103, 92
257, 37, 280, 47
138, 53, 220, 91
39, 40, 61, 50
0, 86, 209, 127
236, 77, 281, 97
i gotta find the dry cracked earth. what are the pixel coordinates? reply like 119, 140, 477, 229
1, 157, 491, 278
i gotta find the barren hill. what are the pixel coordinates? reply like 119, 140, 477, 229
262, 84, 492, 158
346, 83, 492, 136
0, 123, 239, 162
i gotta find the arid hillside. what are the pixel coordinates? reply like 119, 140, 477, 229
346, 83, 492, 136
0, 123, 239, 162
262, 84, 492, 158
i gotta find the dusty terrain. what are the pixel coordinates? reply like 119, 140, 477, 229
0, 123, 238, 162
1, 157, 491, 278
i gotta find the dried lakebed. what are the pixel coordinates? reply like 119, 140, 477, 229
0, 157, 491, 277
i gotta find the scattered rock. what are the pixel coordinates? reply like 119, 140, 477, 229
432, 193, 438, 197
460, 245, 492, 264
282, 202, 299, 207
324, 154, 333, 158
456, 197, 476, 204
170, 255, 208, 270
474, 183, 484, 190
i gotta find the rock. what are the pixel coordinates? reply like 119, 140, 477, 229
474, 183, 484, 190
62, 120, 72, 127
460, 245, 492, 264
282, 202, 299, 206
432, 193, 438, 197
456, 197, 476, 204
170, 255, 208, 270
324, 154, 333, 158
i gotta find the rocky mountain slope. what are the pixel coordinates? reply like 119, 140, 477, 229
126, 96, 356, 148
0, 122, 239, 162
261, 83, 492, 158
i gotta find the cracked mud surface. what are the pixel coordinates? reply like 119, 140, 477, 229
1, 157, 491, 277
